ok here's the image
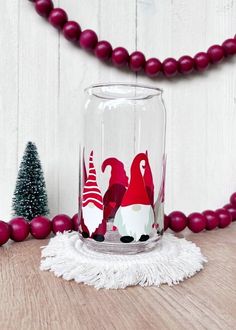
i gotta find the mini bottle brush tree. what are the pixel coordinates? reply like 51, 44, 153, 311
12, 142, 49, 221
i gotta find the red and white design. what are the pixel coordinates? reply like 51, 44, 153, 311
143, 151, 154, 206
114, 153, 154, 241
81, 151, 105, 237
102, 157, 128, 222
158, 155, 166, 204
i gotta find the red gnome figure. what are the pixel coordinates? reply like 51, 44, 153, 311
114, 153, 154, 243
158, 156, 166, 204
81, 151, 106, 242
143, 151, 154, 207
102, 158, 129, 222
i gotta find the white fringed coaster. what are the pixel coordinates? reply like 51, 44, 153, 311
40, 232, 207, 289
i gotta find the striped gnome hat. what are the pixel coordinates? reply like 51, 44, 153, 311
82, 151, 103, 210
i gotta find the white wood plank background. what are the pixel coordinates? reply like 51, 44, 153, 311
0, 0, 235, 220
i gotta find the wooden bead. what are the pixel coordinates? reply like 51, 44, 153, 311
145, 58, 162, 77
35, 0, 53, 18
203, 210, 219, 230
52, 214, 72, 234
230, 192, 236, 207
215, 209, 232, 228
129, 51, 146, 72
112, 47, 129, 67
95, 41, 112, 61
0, 221, 10, 246
162, 58, 178, 77
168, 211, 187, 232
79, 29, 98, 50
63, 21, 81, 42
48, 8, 68, 29
30, 216, 52, 239
207, 45, 224, 64
222, 38, 236, 56
72, 213, 79, 231
178, 55, 194, 74
194, 52, 210, 71
223, 204, 236, 221
9, 217, 30, 242
188, 213, 206, 233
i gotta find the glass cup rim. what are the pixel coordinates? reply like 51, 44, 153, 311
84, 82, 163, 100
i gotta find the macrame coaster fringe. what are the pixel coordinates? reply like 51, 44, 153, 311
40, 232, 207, 289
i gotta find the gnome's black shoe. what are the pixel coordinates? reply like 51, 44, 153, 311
157, 229, 164, 235
93, 234, 105, 242
120, 236, 134, 243
82, 231, 89, 238
139, 235, 149, 242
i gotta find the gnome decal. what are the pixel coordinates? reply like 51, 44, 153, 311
81, 151, 106, 242
158, 156, 166, 204
102, 158, 129, 222
143, 151, 154, 207
114, 153, 154, 243
155, 156, 166, 236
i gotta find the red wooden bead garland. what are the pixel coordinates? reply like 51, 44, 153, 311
29, 0, 236, 79
1, 196, 236, 246
0, 221, 10, 246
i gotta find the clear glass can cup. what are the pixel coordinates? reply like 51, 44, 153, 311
79, 83, 166, 254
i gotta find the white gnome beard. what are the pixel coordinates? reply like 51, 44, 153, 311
114, 204, 154, 241
82, 203, 103, 235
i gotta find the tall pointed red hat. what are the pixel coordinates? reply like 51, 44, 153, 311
102, 157, 128, 187
143, 151, 154, 205
121, 153, 150, 207
82, 151, 103, 210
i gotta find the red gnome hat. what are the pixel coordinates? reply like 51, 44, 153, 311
102, 158, 128, 188
121, 153, 150, 207
158, 156, 166, 203
143, 151, 154, 205
82, 151, 103, 210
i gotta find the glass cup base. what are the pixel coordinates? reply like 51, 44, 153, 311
79, 233, 163, 255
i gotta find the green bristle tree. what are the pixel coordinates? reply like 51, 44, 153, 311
12, 142, 49, 221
